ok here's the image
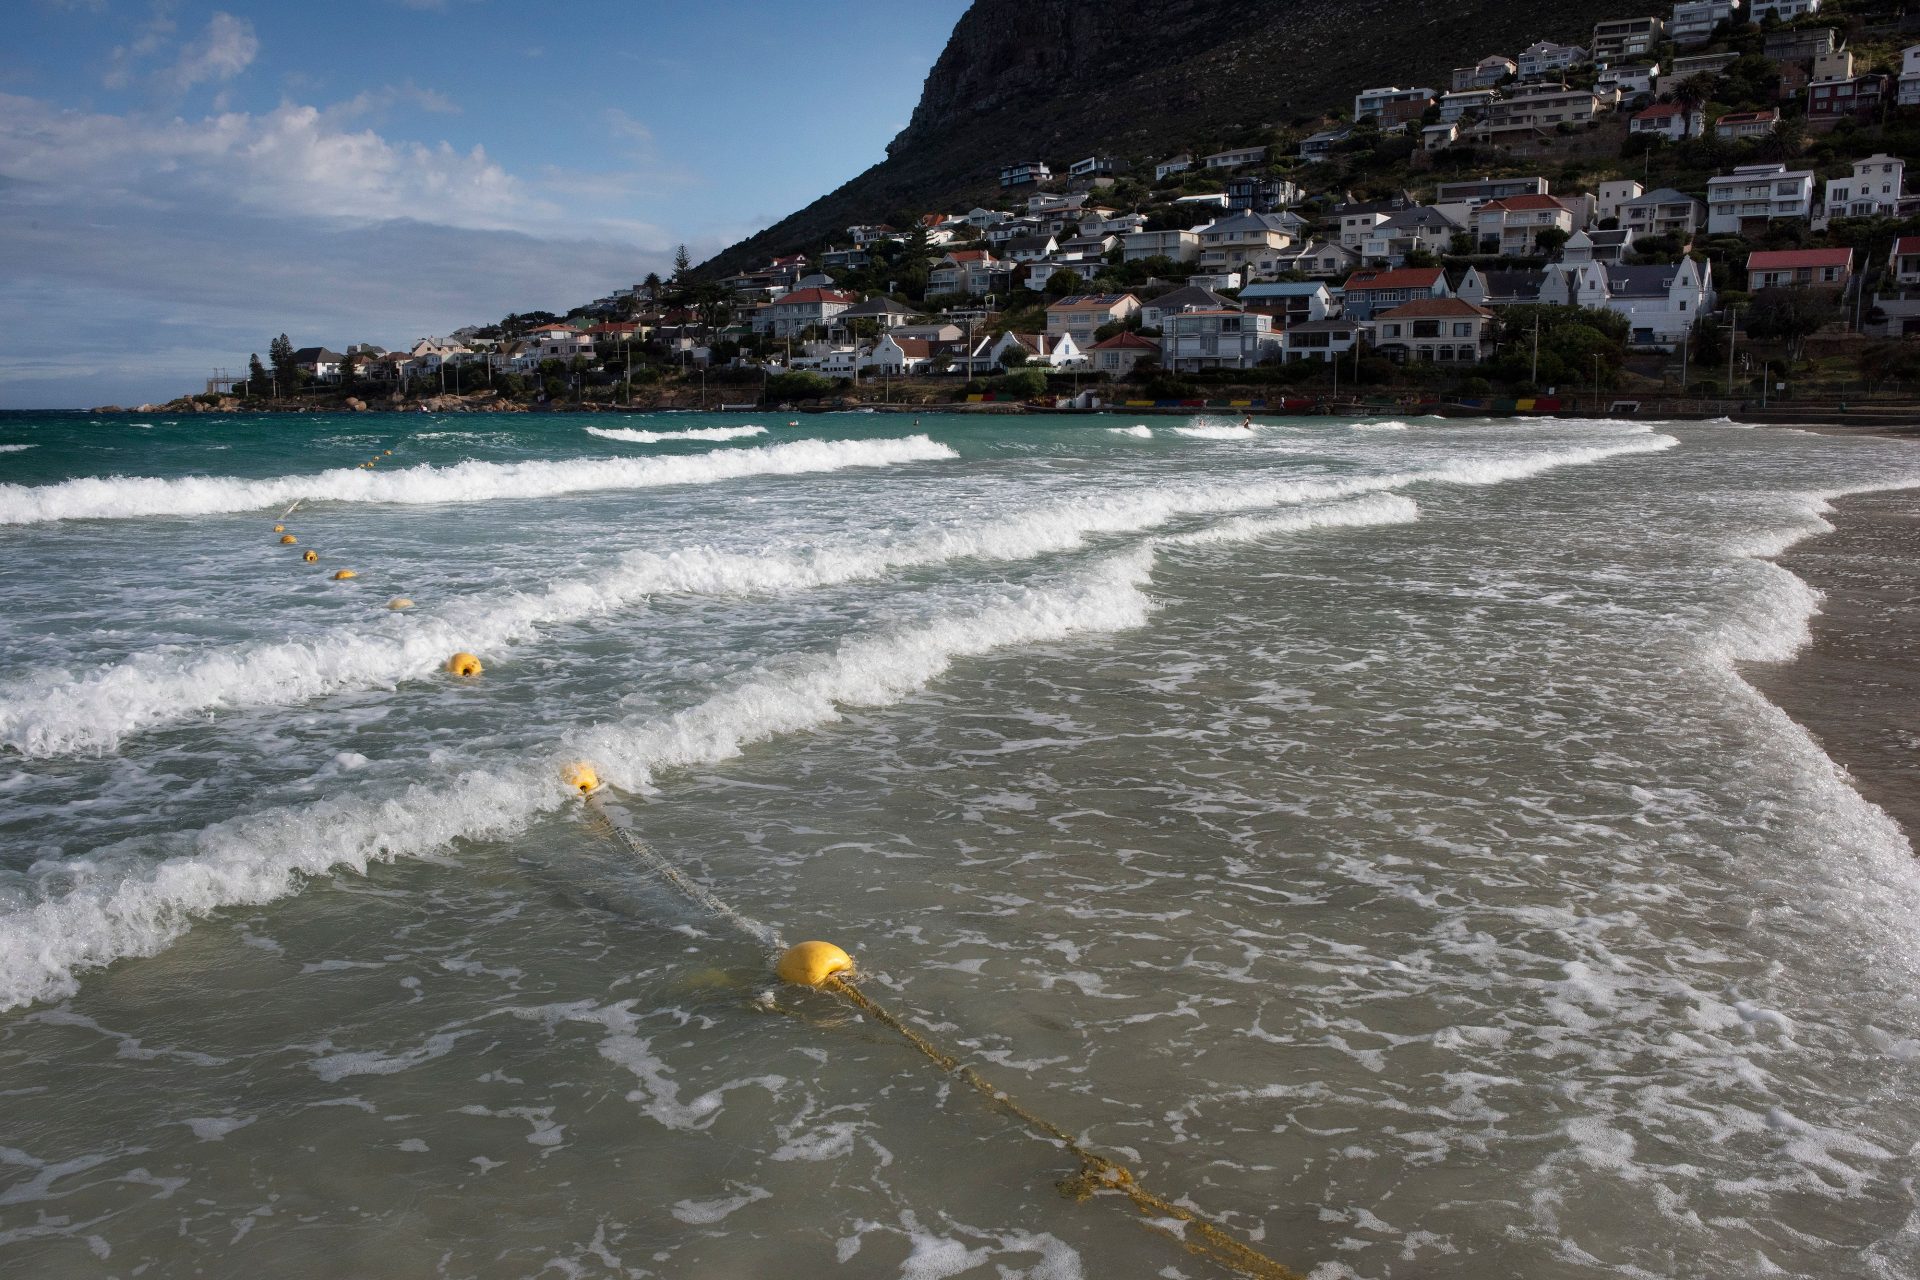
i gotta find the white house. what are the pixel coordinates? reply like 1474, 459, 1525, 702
1353, 86, 1440, 125
1619, 187, 1707, 239
1362, 298, 1498, 363
521, 325, 594, 360
988, 331, 1084, 369
1751, 0, 1818, 18
1869, 236, 1920, 337
1539, 257, 1714, 349
1900, 45, 1920, 108
1592, 16, 1664, 61
1596, 179, 1644, 223
1360, 206, 1467, 265
1087, 331, 1161, 376
1706, 164, 1815, 234
1451, 56, 1516, 91
1253, 239, 1360, 280
927, 250, 999, 297
1715, 109, 1780, 139
1473, 195, 1579, 255
1516, 40, 1588, 79
1239, 281, 1336, 326
1122, 229, 1201, 263
1139, 285, 1239, 330
1046, 293, 1141, 348
1598, 63, 1660, 98
1204, 145, 1269, 170
1162, 310, 1280, 370
752, 287, 858, 338
862, 335, 935, 376
1196, 212, 1296, 270
1279, 319, 1361, 363
1630, 102, 1705, 140
1154, 153, 1194, 181
1438, 89, 1499, 122
1670, 0, 1738, 46
1818, 153, 1906, 224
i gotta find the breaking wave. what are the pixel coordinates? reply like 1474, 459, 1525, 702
585, 425, 768, 445
0, 435, 956, 524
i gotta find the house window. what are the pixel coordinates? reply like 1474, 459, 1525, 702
1452, 322, 1472, 336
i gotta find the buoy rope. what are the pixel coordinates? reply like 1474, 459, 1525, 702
576, 793, 1303, 1280
582, 793, 782, 950
823, 976, 1303, 1280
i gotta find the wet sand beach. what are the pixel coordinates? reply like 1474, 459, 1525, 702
1753, 486, 1920, 843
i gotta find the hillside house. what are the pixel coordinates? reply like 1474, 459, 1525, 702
1363, 298, 1497, 363
1046, 294, 1142, 348
1154, 154, 1194, 181
1562, 228, 1635, 265
928, 250, 999, 297
1706, 164, 1814, 234
1456, 266, 1549, 307
1162, 310, 1280, 370
838, 296, 918, 330
1630, 102, 1705, 140
1452, 56, 1516, 91
1598, 63, 1660, 98
1088, 331, 1161, 375
1812, 47, 1854, 83
1360, 206, 1467, 266
1746, 248, 1853, 289
1901, 45, 1920, 108
862, 335, 934, 376
1239, 282, 1336, 326
1424, 122, 1462, 151
1139, 285, 1239, 329
1439, 89, 1500, 122
1197, 212, 1297, 271
1818, 154, 1907, 224
1764, 27, 1836, 62
1669, 0, 1737, 46
1657, 52, 1739, 95
1279, 319, 1360, 363
1354, 86, 1438, 129
1517, 41, 1587, 80
1299, 126, 1353, 162
1434, 176, 1552, 208
1753, 0, 1821, 19
1540, 257, 1714, 348
1714, 109, 1780, 140
1123, 229, 1201, 263
1003, 234, 1059, 263
1807, 75, 1889, 127
291, 347, 344, 381
1341, 266, 1451, 320
988, 331, 1084, 369
1204, 145, 1269, 170
1592, 16, 1664, 62
1596, 179, 1644, 223
1870, 236, 1920, 337
752, 288, 858, 338
1254, 239, 1361, 280
999, 161, 1052, 188
522, 325, 594, 359
1620, 187, 1706, 238
1068, 156, 1116, 179
1476, 84, 1610, 139
1474, 194, 1579, 255
1227, 176, 1302, 213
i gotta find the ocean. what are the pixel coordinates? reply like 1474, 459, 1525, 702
0, 409, 1916, 1279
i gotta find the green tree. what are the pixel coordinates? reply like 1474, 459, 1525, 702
672, 245, 692, 280
339, 349, 358, 389
1744, 286, 1840, 360
269, 333, 294, 387
247, 353, 267, 393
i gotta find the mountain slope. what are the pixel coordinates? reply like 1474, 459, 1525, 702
702, 0, 1654, 277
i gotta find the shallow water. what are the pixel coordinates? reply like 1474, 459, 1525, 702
1, 410, 1917, 1279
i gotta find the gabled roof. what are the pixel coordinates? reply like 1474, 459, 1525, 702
1594, 263, 1692, 296
290, 347, 344, 362
1091, 331, 1160, 350
1379, 207, 1462, 231
1203, 212, 1298, 235
1895, 236, 1920, 256
1344, 266, 1447, 291
1373, 297, 1493, 320
1239, 282, 1331, 298
1472, 269, 1545, 298
1633, 103, 1694, 120
1005, 235, 1057, 254
1747, 248, 1853, 271
942, 249, 993, 263
889, 337, 932, 358
1716, 109, 1779, 124
841, 297, 915, 317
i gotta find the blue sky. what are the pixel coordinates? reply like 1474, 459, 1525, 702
0, 0, 969, 407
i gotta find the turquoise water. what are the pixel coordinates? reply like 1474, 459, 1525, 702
1, 409, 1917, 1278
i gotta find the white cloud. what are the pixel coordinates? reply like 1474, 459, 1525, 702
159, 12, 258, 94
0, 91, 724, 406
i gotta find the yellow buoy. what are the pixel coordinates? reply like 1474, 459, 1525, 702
446, 652, 483, 677
333, 568, 357, 580
280, 534, 297, 545
776, 941, 854, 987
387, 597, 415, 610
563, 762, 601, 795
273, 524, 284, 533
302, 549, 318, 563
383, 449, 392, 456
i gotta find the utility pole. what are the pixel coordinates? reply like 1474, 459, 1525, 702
1727, 304, 1738, 404
1531, 311, 1540, 386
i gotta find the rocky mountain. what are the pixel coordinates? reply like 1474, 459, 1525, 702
701, 0, 1656, 277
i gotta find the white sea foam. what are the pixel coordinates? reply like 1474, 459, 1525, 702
1161, 493, 1418, 546
0, 444, 34, 454
0, 551, 1159, 1011
1172, 423, 1257, 440
1107, 426, 1153, 438
0, 435, 955, 524
1352, 420, 1412, 431
585, 425, 768, 445
0, 441, 1668, 756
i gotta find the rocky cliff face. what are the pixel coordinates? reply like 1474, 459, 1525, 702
703, 0, 1652, 276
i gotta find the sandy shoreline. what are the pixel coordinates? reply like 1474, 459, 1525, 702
1750, 486, 1920, 846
